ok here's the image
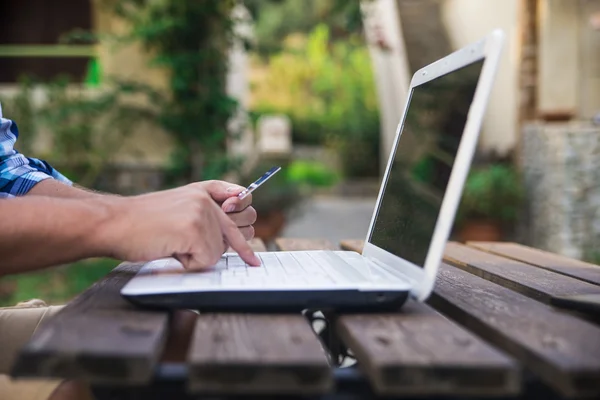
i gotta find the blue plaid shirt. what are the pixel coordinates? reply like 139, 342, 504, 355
0, 104, 72, 198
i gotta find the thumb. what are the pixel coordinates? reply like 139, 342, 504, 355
173, 253, 192, 269
199, 181, 245, 202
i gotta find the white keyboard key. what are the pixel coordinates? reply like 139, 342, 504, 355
227, 256, 246, 267
247, 267, 267, 275
281, 253, 312, 274
313, 252, 367, 283
221, 276, 246, 287
209, 257, 227, 272
182, 273, 219, 287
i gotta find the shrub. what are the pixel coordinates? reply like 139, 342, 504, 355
250, 25, 380, 177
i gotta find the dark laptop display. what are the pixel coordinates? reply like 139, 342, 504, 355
369, 60, 484, 267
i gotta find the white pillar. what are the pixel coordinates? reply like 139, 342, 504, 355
361, 0, 411, 174
226, 3, 254, 161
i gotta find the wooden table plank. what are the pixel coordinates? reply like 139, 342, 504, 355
340, 239, 365, 253
226, 238, 267, 253
468, 241, 600, 286
275, 238, 336, 251
12, 263, 169, 385
190, 238, 333, 394
278, 239, 519, 396
338, 303, 519, 396
430, 262, 600, 398
444, 242, 600, 304
188, 314, 332, 394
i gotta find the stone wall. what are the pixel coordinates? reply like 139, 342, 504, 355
521, 122, 600, 260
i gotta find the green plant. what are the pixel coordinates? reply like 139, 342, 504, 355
39, 78, 147, 186
250, 24, 380, 177
0, 78, 37, 155
287, 160, 339, 188
100, 0, 242, 184
0, 77, 145, 188
584, 250, 600, 265
457, 164, 524, 225
245, 0, 364, 57
0, 258, 118, 307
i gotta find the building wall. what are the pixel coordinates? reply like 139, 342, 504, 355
537, 0, 580, 116
92, 0, 174, 167
575, 0, 600, 119
537, 0, 600, 119
441, 0, 520, 157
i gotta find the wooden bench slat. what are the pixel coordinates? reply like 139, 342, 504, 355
430, 262, 600, 398
187, 314, 332, 394
295, 239, 519, 396
12, 263, 169, 385
444, 243, 600, 304
191, 238, 332, 394
227, 238, 267, 253
468, 241, 600, 286
337, 303, 519, 396
275, 238, 336, 251
340, 239, 365, 253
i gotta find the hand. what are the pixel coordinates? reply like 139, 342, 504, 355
197, 180, 257, 241
97, 184, 261, 270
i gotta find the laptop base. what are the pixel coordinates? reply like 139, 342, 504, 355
123, 288, 409, 313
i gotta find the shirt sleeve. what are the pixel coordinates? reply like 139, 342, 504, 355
0, 115, 72, 197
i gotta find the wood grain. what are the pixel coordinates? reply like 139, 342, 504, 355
468, 241, 600, 286
430, 262, 600, 398
12, 263, 169, 385
338, 302, 519, 396
192, 238, 332, 394
227, 238, 267, 253
274, 238, 336, 251
444, 242, 600, 304
340, 239, 365, 254
279, 238, 519, 396
187, 314, 332, 394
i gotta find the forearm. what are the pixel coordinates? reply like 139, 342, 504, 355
0, 196, 116, 275
27, 179, 109, 199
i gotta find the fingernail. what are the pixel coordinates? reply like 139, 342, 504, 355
225, 205, 236, 213
251, 255, 261, 266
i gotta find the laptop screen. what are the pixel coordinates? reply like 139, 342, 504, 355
368, 59, 484, 267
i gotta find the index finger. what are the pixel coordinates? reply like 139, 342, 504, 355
222, 192, 252, 213
217, 211, 261, 266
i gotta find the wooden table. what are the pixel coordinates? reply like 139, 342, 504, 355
11, 238, 600, 399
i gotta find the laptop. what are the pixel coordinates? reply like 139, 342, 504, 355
121, 30, 505, 311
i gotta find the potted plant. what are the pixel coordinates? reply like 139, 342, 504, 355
455, 164, 524, 242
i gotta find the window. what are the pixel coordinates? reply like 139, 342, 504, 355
0, 0, 93, 83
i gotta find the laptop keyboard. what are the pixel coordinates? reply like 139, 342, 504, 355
180, 251, 393, 288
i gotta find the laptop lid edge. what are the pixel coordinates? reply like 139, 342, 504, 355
362, 29, 505, 301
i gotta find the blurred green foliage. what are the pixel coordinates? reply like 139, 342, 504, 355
457, 164, 524, 225
245, 0, 364, 57
287, 160, 340, 188
108, 0, 241, 184
0, 79, 37, 156
0, 78, 148, 188
586, 251, 600, 265
4, 1, 243, 187
251, 24, 380, 177
42, 79, 150, 186
0, 259, 118, 307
